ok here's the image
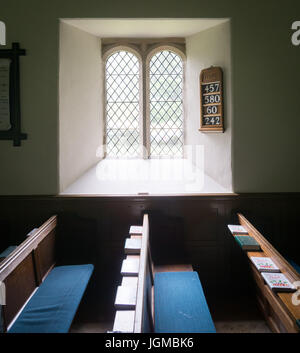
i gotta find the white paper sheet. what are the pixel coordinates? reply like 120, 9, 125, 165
0, 58, 11, 131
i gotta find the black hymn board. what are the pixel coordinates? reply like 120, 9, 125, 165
199, 66, 224, 133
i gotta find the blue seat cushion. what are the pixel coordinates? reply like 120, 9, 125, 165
0, 246, 17, 258
154, 271, 216, 333
8, 264, 94, 333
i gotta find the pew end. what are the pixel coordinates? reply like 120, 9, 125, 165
0, 215, 94, 333
233, 213, 300, 333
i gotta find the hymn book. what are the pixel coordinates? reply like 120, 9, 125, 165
250, 257, 280, 273
262, 272, 296, 292
129, 226, 143, 235
227, 224, 248, 235
121, 258, 139, 276
234, 235, 261, 251
125, 238, 142, 255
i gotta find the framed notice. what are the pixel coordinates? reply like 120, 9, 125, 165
0, 43, 27, 146
0, 59, 11, 131
199, 66, 224, 133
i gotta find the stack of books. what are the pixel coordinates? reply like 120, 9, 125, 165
228, 224, 261, 251
228, 224, 296, 292
251, 256, 295, 292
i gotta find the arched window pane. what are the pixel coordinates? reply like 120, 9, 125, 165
106, 51, 140, 157
149, 50, 183, 157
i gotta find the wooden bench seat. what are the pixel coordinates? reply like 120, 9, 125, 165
0, 216, 94, 333
8, 264, 93, 333
113, 214, 215, 333
154, 271, 216, 333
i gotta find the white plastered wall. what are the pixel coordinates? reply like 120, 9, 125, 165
185, 21, 232, 191
59, 21, 103, 192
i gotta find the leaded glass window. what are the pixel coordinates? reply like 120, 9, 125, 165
105, 51, 140, 157
104, 47, 184, 159
149, 50, 183, 157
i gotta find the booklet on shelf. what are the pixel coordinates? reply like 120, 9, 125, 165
234, 235, 261, 251
250, 256, 280, 272
227, 224, 248, 235
262, 272, 296, 292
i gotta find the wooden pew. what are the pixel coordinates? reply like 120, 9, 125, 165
112, 214, 215, 333
232, 213, 300, 333
113, 214, 153, 333
0, 216, 94, 333
0, 228, 39, 262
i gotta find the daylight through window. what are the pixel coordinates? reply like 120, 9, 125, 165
104, 47, 184, 158
149, 51, 183, 157
105, 51, 140, 157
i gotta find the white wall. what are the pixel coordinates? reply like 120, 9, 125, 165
59, 22, 103, 192
185, 21, 232, 191
1, 3, 299, 195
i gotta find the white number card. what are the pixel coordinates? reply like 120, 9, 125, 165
0, 58, 11, 131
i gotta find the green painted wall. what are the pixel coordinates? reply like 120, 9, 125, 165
1, 0, 299, 194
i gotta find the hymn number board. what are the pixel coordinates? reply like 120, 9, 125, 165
199, 66, 224, 132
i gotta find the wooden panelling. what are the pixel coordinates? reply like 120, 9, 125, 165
0, 220, 12, 254
183, 207, 219, 241
0, 216, 58, 331
0, 193, 299, 322
264, 285, 297, 333
3, 253, 37, 328
34, 229, 56, 282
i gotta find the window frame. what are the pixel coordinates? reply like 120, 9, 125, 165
102, 40, 186, 159
102, 45, 143, 159
145, 45, 186, 159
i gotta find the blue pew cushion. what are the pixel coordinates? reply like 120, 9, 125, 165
8, 264, 94, 333
154, 271, 216, 333
0, 246, 17, 258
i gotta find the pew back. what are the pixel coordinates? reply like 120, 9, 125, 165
114, 213, 215, 333
113, 213, 154, 333
134, 214, 154, 333
0, 216, 57, 331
